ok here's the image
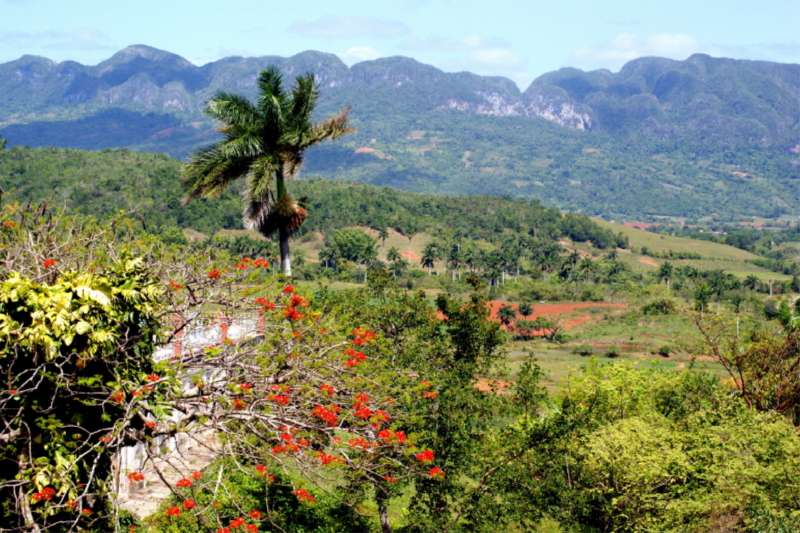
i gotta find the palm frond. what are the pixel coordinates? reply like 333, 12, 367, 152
242, 157, 278, 229
181, 146, 252, 203
306, 106, 355, 147
257, 67, 290, 132
204, 91, 259, 127
288, 74, 319, 129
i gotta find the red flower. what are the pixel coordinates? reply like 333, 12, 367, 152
272, 445, 286, 454
43, 259, 56, 268
395, 431, 408, 443
255, 297, 268, 306
354, 406, 371, 419
297, 438, 309, 447
383, 476, 398, 483
111, 391, 124, 403
238, 383, 252, 391
249, 510, 263, 519
420, 381, 432, 388
354, 393, 370, 406
216, 529, 231, 533
32, 487, 56, 502
378, 429, 392, 441
283, 285, 294, 294
312, 405, 338, 426
423, 391, 438, 399
271, 395, 290, 406
165, 506, 181, 517
415, 450, 435, 462
176, 478, 193, 488
145, 421, 156, 429
82, 509, 92, 515
168, 281, 182, 290
145, 374, 160, 382
67, 501, 78, 509
232, 399, 247, 410
430, 467, 445, 478
183, 499, 197, 510
294, 489, 314, 503
319, 384, 334, 396
207, 269, 221, 280
128, 472, 144, 484
230, 517, 246, 528
246, 525, 258, 533
3, 221, 16, 228
191, 471, 203, 480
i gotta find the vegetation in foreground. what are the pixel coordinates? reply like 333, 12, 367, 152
1, 204, 799, 533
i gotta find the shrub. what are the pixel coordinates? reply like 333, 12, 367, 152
573, 345, 594, 357
606, 345, 621, 358
657, 345, 672, 357
642, 299, 677, 315
580, 286, 605, 302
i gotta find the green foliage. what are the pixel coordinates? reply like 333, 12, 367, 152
642, 298, 678, 315
474, 363, 800, 532
0, 211, 164, 531
150, 460, 370, 533
605, 345, 621, 358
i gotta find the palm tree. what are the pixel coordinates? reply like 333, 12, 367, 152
401, 220, 419, 263
744, 274, 759, 292
378, 227, 389, 262
497, 304, 517, 332
579, 258, 596, 284
518, 303, 534, 320
181, 66, 353, 276
318, 247, 337, 271
421, 244, 437, 275
386, 247, 401, 279
658, 262, 674, 290
359, 243, 378, 283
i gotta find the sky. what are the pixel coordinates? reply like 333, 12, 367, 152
2, 0, 798, 89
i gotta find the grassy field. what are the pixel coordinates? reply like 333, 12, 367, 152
594, 219, 760, 260
591, 219, 790, 280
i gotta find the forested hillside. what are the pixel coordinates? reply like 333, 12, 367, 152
1, 46, 798, 219
0, 145, 623, 249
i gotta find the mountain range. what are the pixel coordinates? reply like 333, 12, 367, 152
1, 45, 799, 220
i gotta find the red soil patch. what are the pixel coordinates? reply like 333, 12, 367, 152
639, 257, 659, 267
476, 302, 626, 335
355, 147, 376, 154
402, 250, 422, 262
474, 378, 513, 394
739, 222, 764, 227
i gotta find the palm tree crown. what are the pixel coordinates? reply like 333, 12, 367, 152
181, 66, 353, 275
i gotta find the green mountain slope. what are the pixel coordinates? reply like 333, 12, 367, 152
1, 46, 798, 219
0, 145, 624, 251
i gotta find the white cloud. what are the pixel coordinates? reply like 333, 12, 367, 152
338, 46, 384, 66
468, 48, 526, 68
288, 16, 410, 39
400, 34, 509, 52
0, 27, 112, 52
568, 33, 707, 70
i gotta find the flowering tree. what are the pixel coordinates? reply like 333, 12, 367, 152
0, 206, 441, 533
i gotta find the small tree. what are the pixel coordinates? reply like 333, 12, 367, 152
497, 304, 517, 332
518, 303, 534, 320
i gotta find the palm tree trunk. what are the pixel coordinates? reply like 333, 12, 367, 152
279, 226, 291, 276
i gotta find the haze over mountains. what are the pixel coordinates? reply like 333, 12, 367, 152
1, 45, 799, 220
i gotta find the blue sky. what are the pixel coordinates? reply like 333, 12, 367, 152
2, 0, 798, 89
